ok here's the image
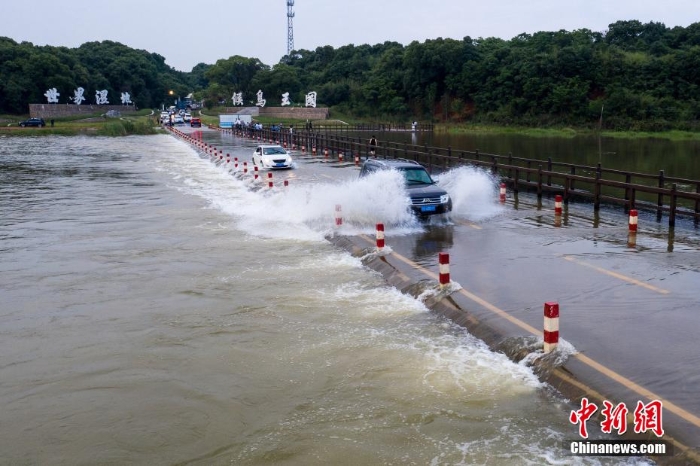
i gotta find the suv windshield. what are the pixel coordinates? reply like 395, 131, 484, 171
398, 167, 434, 185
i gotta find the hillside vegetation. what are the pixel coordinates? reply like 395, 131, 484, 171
2, 20, 699, 131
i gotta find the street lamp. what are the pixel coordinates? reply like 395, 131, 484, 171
169, 90, 181, 108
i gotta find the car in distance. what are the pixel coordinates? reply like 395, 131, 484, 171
252, 145, 294, 169
359, 158, 452, 217
19, 118, 46, 128
190, 118, 201, 127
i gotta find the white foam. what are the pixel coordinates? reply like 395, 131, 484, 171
435, 166, 504, 221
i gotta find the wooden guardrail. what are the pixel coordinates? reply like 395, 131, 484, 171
239, 126, 700, 227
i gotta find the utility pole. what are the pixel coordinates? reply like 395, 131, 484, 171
287, 0, 295, 56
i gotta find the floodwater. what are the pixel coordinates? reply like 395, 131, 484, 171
377, 131, 700, 180
0, 133, 654, 465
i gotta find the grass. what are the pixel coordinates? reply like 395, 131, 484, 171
436, 122, 700, 140
0, 110, 163, 137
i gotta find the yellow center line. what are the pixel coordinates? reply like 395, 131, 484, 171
354, 234, 700, 431
562, 255, 670, 295
454, 219, 482, 229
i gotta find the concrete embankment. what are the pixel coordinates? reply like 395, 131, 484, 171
326, 233, 700, 466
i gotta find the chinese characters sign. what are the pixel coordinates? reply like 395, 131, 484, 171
256, 90, 266, 107
44, 88, 60, 103
305, 91, 317, 108
570, 398, 664, 439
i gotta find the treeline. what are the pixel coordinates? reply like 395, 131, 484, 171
0, 38, 192, 113
3, 20, 700, 130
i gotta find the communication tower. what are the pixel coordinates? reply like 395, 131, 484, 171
287, 0, 295, 56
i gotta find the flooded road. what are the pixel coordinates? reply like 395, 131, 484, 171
0, 132, 668, 465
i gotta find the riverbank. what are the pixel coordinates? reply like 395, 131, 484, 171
436, 123, 700, 141
3, 109, 698, 141
0, 110, 162, 137
0, 120, 162, 137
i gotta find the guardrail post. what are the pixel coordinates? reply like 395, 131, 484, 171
544, 302, 559, 354
507, 152, 513, 179
657, 170, 665, 222
593, 163, 602, 211
526, 161, 532, 182
537, 164, 543, 199
547, 157, 553, 186
669, 183, 677, 228
696, 182, 700, 225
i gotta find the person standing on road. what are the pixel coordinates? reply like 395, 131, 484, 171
368, 135, 377, 158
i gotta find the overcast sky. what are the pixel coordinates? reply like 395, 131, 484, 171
5, 0, 700, 71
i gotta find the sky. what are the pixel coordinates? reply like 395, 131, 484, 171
5, 0, 700, 71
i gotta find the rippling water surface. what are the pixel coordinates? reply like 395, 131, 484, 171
0, 135, 650, 465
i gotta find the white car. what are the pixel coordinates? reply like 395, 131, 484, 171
183, 113, 192, 122
252, 145, 294, 169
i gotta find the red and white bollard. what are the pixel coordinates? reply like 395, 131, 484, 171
355, 155, 360, 166
376, 223, 385, 252
243, 162, 248, 174
555, 194, 563, 216
324, 149, 329, 158
543, 302, 559, 354
338, 152, 344, 162
302, 146, 306, 153
438, 252, 450, 289
335, 205, 343, 227
312, 147, 317, 156
499, 183, 506, 203
254, 166, 259, 181
284, 180, 289, 187
629, 209, 638, 233
268, 172, 273, 188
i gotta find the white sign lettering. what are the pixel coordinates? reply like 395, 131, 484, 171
305, 91, 317, 108
44, 88, 60, 103
256, 90, 266, 107
71, 87, 86, 105
95, 90, 109, 105
281, 92, 291, 106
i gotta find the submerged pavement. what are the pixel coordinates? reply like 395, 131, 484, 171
328, 206, 700, 465
176, 124, 700, 464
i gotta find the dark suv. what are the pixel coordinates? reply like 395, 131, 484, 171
19, 118, 46, 128
359, 158, 452, 217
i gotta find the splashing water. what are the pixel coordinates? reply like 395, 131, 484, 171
435, 165, 504, 222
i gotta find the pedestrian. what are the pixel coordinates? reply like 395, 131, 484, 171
368, 135, 377, 158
